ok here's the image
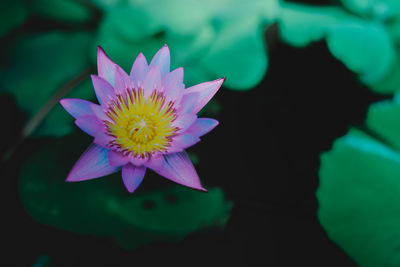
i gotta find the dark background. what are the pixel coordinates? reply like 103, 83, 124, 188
1, 0, 386, 266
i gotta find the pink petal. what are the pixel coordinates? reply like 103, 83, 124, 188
114, 67, 131, 95
97, 46, 118, 86
75, 115, 104, 137
130, 156, 149, 166
162, 67, 183, 93
130, 52, 148, 87
91, 75, 115, 106
66, 144, 119, 182
169, 133, 200, 153
146, 152, 206, 191
184, 78, 225, 114
149, 44, 170, 78
60, 98, 95, 119
107, 150, 130, 167
90, 104, 112, 122
122, 164, 146, 193
177, 92, 200, 114
143, 66, 161, 97
166, 83, 184, 104
172, 113, 197, 132
93, 132, 113, 148
187, 118, 219, 137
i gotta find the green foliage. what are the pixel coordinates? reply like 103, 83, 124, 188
278, 2, 397, 93
0, 0, 27, 37
19, 134, 230, 249
0, 32, 94, 137
317, 97, 400, 266
29, 0, 92, 23
92, 0, 274, 90
340, 0, 400, 20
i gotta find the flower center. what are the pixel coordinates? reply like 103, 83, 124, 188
105, 88, 178, 158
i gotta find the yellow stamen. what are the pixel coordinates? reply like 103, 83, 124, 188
105, 88, 178, 158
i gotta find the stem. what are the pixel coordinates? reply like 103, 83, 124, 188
1, 67, 93, 163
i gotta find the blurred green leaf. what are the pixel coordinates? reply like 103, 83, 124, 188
366, 95, 400, 151
0, 31, 94, 137
30, 0, 92, 23
318, 97, 400, 266
340, 0, 400, 20
19, 134, 230, 249
318, 128, 400, 266
93, 0, 272, 90
201, 15, 268, 90
278, 4, 347, 47
326, 22, 395, 86
0, 0, 27, 37
278, 3, 397, 93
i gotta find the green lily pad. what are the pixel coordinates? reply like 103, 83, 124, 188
29, 0, 92, 23
0, 31, 94, 137
278, 3, 396, 92
317, 97, 400, 266
366, 96, 400, 150
19, 134, 230, 249
201, 15, 268, 90
278, 4, 348, 47
340, 0, 400, 20
93, 0, 272, 90
0, 0, 27, 37
326, 22, 395, 86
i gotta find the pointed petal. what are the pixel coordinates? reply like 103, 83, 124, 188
97, 46, 118, 86
75, 115, 104, 137
168, 133, 200, 153
184, 78, 225, 113
114, 67, 131, 95
149, 45, 170, 78
172, 113, 197, 132
187, 118, 219, 137
177, 92, 200, 114
162, 67, 183, 93
130, 156, 148, 166
108, 150, 130, 167
130, 52, 148, 87
147, 152, 206, 191
122, 164, 146, 193
91, 75, 115, 106
60, 98, 95, 119
66, 144, 119, 182
143, 66, 161, 97
90, 104, 112, 122
93, 132, 113, 148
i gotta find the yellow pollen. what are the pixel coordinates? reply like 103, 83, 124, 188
105, 88, 178, 158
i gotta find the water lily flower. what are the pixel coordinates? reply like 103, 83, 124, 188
60, 45, 224, 193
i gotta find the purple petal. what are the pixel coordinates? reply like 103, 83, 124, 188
122, 164, 146, 193
114, 67, 131, 95
66, 144, 119, 182
187, 118, 219, 137
130, 52, 148, 87
130, 156, 149, 166
90, 104, 112, 122
162, 67, 183, 92
177, 92, 200, 114
172, 113, 197, 132
97, 46, 117, 86
75, 115, 104, 137
184, 78, 225, 114
91, 75, 115, 106
169, 133, 200, 152
143, 66, 161, 97
166, 83, 184, 104
149, 45, 170, 78
108, 150, 130, 167
93, 132, 113, 148
147, 152, 206, 191
60, 98, 95, 119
